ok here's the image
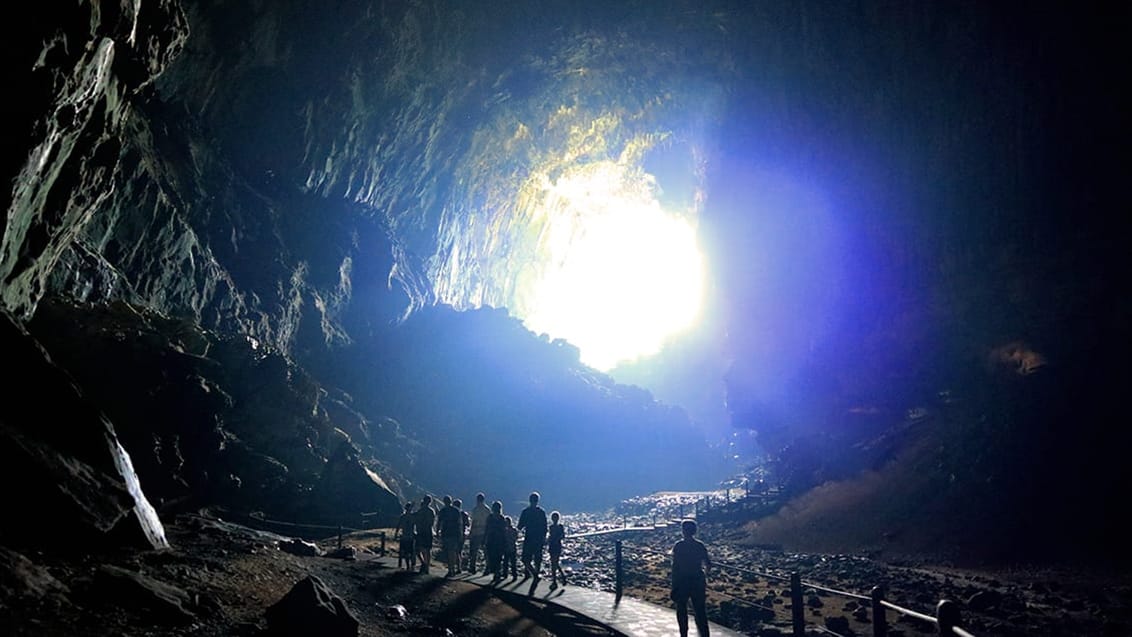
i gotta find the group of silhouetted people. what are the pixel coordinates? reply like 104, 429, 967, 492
393, 491, 712, 636
393, 490, 569, 589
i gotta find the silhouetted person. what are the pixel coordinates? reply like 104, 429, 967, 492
547, 510, 567, 589
437, 495, 462, 576
453, 498, 469, 573
517, 491, 548, 578
484, 500, 507, 583
503, 515, 519, 579
394, 501, 416, 571
671, 519, 711, 637
415, 495, 436, 573
466, 492, 491, 573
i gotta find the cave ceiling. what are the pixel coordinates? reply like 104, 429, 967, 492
150, 0, 1126, 431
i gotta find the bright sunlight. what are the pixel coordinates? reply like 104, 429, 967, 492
521, 161, 705, 371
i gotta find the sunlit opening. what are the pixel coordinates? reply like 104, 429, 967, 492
521, 161, 704, 371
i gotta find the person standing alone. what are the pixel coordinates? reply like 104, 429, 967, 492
671, 519, 711, 637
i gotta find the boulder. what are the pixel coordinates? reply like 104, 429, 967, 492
325, 546, 358, 560
279, 538, 323, 557
265, 575, 358, 637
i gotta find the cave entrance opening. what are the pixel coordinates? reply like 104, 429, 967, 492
518, 159, 705, 371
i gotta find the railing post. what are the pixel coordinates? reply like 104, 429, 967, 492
380, 531, 386, 556
615, 540, 624, 600
871, 586, 887, 637
936, 599, 960, 635
790, 572, 805, 636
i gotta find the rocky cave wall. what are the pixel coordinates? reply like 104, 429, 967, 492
3, 0, 737, 549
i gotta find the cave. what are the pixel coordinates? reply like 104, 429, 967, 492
3, 1, 1129, 635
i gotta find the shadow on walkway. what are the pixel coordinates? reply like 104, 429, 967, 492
373, 557, 743, 637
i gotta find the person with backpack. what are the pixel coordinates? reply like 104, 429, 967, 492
394, 501, 416, 571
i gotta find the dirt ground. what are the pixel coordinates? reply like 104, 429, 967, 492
0, 512, 618, 637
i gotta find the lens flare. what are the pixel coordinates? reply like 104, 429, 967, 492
521, 161, 704, 370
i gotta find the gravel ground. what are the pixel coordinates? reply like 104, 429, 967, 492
555, 506, 1132, 637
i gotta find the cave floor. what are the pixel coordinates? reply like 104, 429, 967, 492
4, 511, 1128, 637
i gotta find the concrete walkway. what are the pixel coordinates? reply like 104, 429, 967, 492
373, 557, 744, 636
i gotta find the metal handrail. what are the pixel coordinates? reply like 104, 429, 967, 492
803, 580, 870, 602
881, 599, 934, 623
615, 539, 981, 636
